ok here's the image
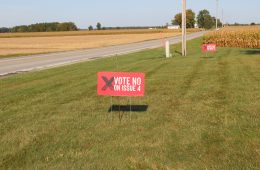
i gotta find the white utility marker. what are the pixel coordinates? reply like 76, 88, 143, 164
165, 41, 171, 58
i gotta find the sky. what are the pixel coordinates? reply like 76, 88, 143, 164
0, 0, 259, 28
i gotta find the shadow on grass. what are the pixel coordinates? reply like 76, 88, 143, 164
174, 50, 182, 56
108, 105, 148, 112
241, 49, 260, 55
144, 56, 165, 60
200, 56, 215, 59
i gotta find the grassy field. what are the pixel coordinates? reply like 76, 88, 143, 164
0, 38, 259, 169
0, 29, 201, 57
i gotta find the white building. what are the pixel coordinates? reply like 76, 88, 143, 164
167, 25, 180, 30
194, 23, 199, 28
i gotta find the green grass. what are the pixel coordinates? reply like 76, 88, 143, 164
0, 38, 259, 170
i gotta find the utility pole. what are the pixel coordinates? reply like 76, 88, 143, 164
222, 8, 224, 28
216, 0, 219, 30
182, 0, 187, 56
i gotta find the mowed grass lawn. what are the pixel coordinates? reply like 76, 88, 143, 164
0, 38, 259, 169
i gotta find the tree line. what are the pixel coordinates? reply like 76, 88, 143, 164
1, 11, 257, 33
0, 22, 78, 33
172, 9, 222, 29
87, 22, 166, 31
88, 10, 225, 31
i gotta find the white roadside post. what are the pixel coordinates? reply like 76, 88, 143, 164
165, 41, 170, 58
182, 0, 187, 56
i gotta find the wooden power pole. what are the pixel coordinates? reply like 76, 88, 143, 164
182, 0, 187, 56
216, 0, 219, 30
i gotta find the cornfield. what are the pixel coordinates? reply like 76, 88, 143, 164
203, 26, 260, 48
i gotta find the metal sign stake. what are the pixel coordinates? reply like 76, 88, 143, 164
130, 97, 132, 121
110, 96, 113, 121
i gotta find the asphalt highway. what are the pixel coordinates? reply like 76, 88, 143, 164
0, 31, 206, 76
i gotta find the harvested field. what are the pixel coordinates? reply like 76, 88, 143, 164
0, 28, 201, 38
0, 29, 201, 57
0, 33, 177, 56
203, 26, 260, 48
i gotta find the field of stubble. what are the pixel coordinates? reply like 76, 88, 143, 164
0, 29, 204, 57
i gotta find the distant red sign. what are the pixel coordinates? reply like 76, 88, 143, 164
97, 72, 145, 96
202, 44, 217, 52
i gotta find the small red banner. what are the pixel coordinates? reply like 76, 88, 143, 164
97, 72, 145, 96
202, 44, 217, 53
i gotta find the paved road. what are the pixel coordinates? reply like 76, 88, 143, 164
0, 31, 206, 76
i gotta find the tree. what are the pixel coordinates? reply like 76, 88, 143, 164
13, 25, 29, 32
173, 13, 182, 27
0, 27, 10, 33
172, 20, 178, 25
96, 22, 102, 30
197, 10, 214, 29
212, 17, 222, 28
9, 22, 78, 33
88, 25, 94, 31
186, 9, 196, 28
250, 22, 256, 26
172, 9, 196, 28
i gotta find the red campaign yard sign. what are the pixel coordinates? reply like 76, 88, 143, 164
97, 72, 145, 96
202, 44, 217, 53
